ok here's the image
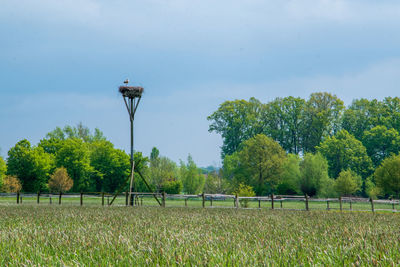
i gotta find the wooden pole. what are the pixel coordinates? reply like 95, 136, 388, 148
339, 196, 343, 212
37, 191, 40, 204
391, 197, 395, 211
258, 199, 261, 209
58, 192, 62, 205
235, 194, 239, 209
107, 195, 110, 206
102, 192, 105, 206
185, 198, 188, 207
125, 191, 129, 206
327, 200, 330, 210
210, 196, 213, 207
280, 200, 283, 209
49, 195, 52, 205
162, 192, 166, 207
349, 198, 352, 211
271, 193, 274, 210
202, 193, 205, 208
17, 192, 20, 204
80, 192, 83, 206
370, 197, 375, 213
305, 194, 309, 211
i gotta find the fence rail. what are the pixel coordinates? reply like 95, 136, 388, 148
1, 192, 399, 213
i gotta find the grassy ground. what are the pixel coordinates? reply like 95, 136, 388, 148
0, 205, 399, 265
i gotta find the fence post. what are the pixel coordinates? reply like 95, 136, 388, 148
37, 191, 40, 204
140, 197, 143, 206
58, 192, 62, 205
185, 198, 188, 207
370, 197, 375, 213
305, 194, 309, 211
202, 193, 205, 208
327, 200, 330, 210
80, 192, 83, 206
102, 192, 105, 206
339, 196, 343, 212
125, 191, 128, 206
235, 194, 239, 209
258, 199, 261, 209
17, 192, 20, 204
271, 193, 274, 210
162, 192, 166, 207
210, 196, 213, 207
349, 198, 352, 211
280, 200, 283, 209
49, 194, 52, 204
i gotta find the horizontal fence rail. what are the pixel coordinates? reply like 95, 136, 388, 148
1, 192, 399, 213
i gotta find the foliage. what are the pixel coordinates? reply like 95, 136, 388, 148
1, 175, 22, 193
298, 153, 331, 197
362, 126, 400, 167
208, 98, 264, 158
90, 140, 130, 192
0, 156, 6, 188
234, 183, 255, 208
374, 154, 400, 197
234, 134, 286, 195
334, 170, 362, 196
277, 154, 301, 195
317, 130, 373, 179
160, 180, 182, 194
365, 176, 382, 199
180, 155, 205, 194
48, 167, 73, 193
7, 140, 55, 192
149, 149, 179, 193
203, 171, 229, 194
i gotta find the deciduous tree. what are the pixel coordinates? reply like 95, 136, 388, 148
48, 167, 73, 193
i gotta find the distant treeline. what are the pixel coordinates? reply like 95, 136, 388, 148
208, 92, 400, 198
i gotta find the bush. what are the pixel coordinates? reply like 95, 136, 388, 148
234, 183, 255, 208
335, 170, 362, 196
161, 180, 182, 194
1, 176, 22, 193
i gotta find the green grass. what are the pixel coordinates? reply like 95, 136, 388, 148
0, 205, 399, 265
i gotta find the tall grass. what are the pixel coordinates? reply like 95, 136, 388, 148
0, 205, 399, 265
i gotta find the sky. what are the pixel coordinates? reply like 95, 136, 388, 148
1, 0, 400, 167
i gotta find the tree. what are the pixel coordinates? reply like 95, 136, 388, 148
262, 97, 305, 154
48, 167, 73, 193
180, 155, 205, 194
301, 92, 344, 153
0, 156, 6, 188
203, 171, 229, 194
374, 154, 400, 197
55, 138, 94, 192
233, 134, 286, 195
277, 154, 300, 195
334, 170, 362, 196
342, 98, 384, 140
362, 126, 400, 167
7, 140, 55, 192
234, 183, 255, 208
90, 140, 130, 192
317, 130, 373, 179
1, 175, 22, 193
298, 153, 332, 197
149, 154, 179, 193
208, 98, 264, 158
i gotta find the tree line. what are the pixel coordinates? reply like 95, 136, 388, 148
208, 92, 400, 198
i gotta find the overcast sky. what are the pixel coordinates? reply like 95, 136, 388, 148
1, 0, 400, 166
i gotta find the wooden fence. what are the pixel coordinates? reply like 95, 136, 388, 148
1, 192, 399, 213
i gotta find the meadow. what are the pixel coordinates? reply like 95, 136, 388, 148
0, 204, 399, 266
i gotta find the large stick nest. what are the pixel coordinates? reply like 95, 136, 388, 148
119, 86, 144, 98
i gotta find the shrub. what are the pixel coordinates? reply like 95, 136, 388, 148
1, 175, 22, 193
48, 167, 73, 193
234, 183, 255, 208
335, 170, 362, 196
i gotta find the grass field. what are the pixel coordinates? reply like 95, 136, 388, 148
0, 205, 399, 266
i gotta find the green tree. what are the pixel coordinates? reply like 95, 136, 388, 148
374, 154, 400, 197
382, 97, 400, 131
55, 138, 94, 192
180, 155, 205, 194
298, 153, 332, 197
149, 153, 179, 193
90, 140, 130, 192
301, 92, 344, 153
0, 156, 6, 188
208, 98, 264, 158
7, 140, 54, 192
203, 171, 229, 194
234, 183, 255, 208
233, 134, 286, 195
334, 170, 362, 196
342, 98, 384, 140
317, 130, 373, 179
262, 96, 305, 154
277, 154, 301, 195
362, 126, 400, 167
